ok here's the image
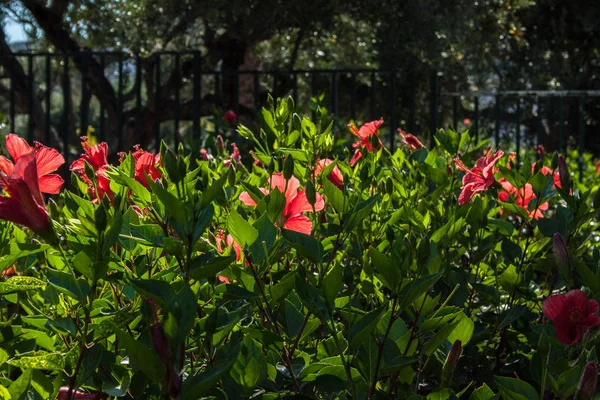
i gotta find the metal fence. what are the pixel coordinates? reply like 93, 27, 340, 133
0, 51, 599, 173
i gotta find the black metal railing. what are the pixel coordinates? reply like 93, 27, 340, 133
0, 51, 598, 177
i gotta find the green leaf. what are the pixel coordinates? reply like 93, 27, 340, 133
470, 384, 495, 400
423, 319, 461, 356
349, 307, 385, 349
230, 337, 266, 389
148, 179, 189, 225
129, 278, 175, 306
371, 246, 401, 291
282, 229, 323, 263
427, 389, 451, 400
262, 188, 287, 223
0, 276, 45, 295
447, 312, 474, 345
8, 368, 32, 400
498, 265, 521, 291
31, 370, 53, 399
501, 239, 522, 265
201, 174, 227, 208
123, 224, 165, 247
7, 352, 65, 370
323, 263, 342, 307
249, 213, 278, 265
344, 195, 380, 230
494, 376, 538, 400
322, 177, 346, 213
115, 329, 166, 382
227, 209, 258, 247
537, 218, 567, 238
398, 271, 443, 311
46, 270, 90, 302
189, 253, 236, 281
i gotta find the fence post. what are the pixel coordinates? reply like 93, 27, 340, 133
452, 96, 458, 130
62, 54, 70, 163
45, 54, 51, 144
515, 97, 521, 165
155, 54, 161, 149
578, 94, 585, 181
27, 54, 34, 142
193, 51, 201, 143
99, 54, 105, 142
390, 70, 397, 151
558, 96, 565, 152
80, 53, 89, 140
494, 95, 500, 147
429, 69, 438, 147
474, 96, 479, 143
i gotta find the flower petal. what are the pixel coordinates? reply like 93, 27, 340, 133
286, 189, 325, 215
38, 174, 65, 194
239, 192, 257, 206
283, 214, 312, 235
6, 134, 32, 161
543, 293, 567, 321
0, 156, 14, 176
35, 145, 65, 177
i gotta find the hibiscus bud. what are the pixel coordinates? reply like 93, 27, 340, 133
283, 154, 295, 181
558, 156, 571, 192
551, 152, 559, 170
441, 340, 462, 384
577, 362, 598, 400
222, 110, 237, 127
216, 135, 225, 156
533, 159, 543, 174
227, 165, 236, 187
306, 180, 317, 206
553, 233, 570, 268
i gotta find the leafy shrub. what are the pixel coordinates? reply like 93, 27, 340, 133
0, 96, 599, 399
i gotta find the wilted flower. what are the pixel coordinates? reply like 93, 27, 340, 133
542, 289, 600, 345
454, 148, 504, 205
0, 134, 65, 194
314, 159, 344, 189
239, 173, 324, 235
398, 128, 423, 151
553, 233, 570, 268
558, 156, 570, 191
577, 362, 598, 400
348, 118, 384, 166
0, 152, 52, 234
441, 340, 462, 384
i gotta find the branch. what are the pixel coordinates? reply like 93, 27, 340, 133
21, 0, 120, 132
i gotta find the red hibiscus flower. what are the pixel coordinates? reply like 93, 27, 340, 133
0, 134, 65, 194
239, 173, 324, 235
454, 148, 504, 205
314, 159, 344, 189
498, 180, 548, 219
398, 129, 424, 151
539, 165, 562, 189
70, 137, 113, 201
542, 289, 600, 345
222, 110, 237, 127
596, 160, 600, 175
0, 152, 51, 233
132, 147, 161, 188
348, 118, 384, 166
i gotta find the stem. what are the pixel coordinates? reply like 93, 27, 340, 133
328, 316, 357, 399
539, 343, 551, 400
368, 295, 398, 398
66, 280, 96, 400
